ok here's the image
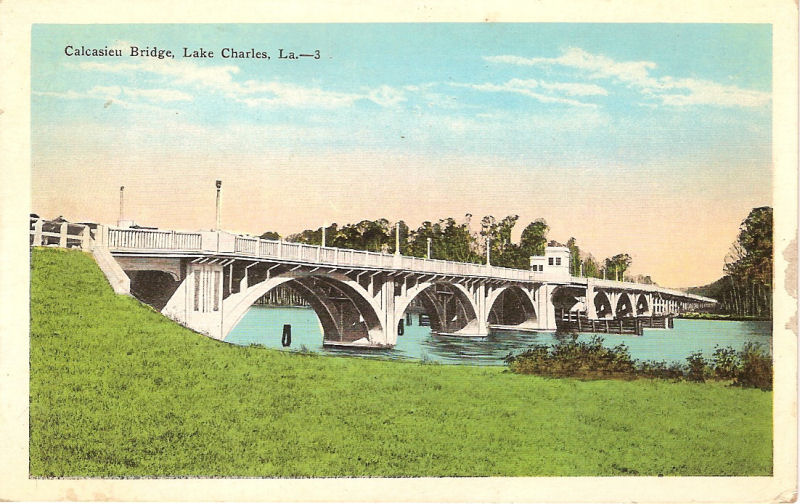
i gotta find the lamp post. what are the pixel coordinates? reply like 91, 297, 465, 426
427, 237, 432, 259
395, 222, 400, 255
215, 180, 222, 231
486, 237, 491, 266
322, 223, 326, 248
118, 186, 124, 226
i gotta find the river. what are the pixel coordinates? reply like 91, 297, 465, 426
226, 306, 772, 366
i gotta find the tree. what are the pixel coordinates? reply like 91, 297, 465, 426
721, 207, 773, 317
259, 231, 281, 240
519, 219, 549, 257
582, 254, 601, 278
604, 254, 632, 281
566, 237, 581, 276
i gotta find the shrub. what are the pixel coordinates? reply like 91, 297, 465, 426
711, 346, 740, 380
508, 336, 635, 379
635, 360, 684, 380
686, 352, 708, 383
734, 342, 772, 391
506, 337, 771, 390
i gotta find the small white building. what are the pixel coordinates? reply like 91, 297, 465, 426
530, 246, 571, 280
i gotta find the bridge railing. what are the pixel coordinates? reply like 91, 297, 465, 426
35, 219, 714, 301
580, 277, 716, 303
30, 218, 92, 250
108, 228, 202, 251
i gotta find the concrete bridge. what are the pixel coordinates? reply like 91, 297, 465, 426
31, 218, 716, 348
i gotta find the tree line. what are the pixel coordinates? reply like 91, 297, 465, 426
261, 214, 647, 281
688, 207, 772, 318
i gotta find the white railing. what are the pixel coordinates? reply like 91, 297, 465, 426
58, 223, 714, 299
108, 228, 202, 250
30, 218, 92, 250
96, 226, 532, 281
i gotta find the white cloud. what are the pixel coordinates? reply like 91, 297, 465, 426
450, 79, 596, 107
367, 85, 406, 107
33, 85, 188, 111
485, 48, 770, 108
75, 59, 405, 110
538, 81, 608, 97
121, 87, 192, 102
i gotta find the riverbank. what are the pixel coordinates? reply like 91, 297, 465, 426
29, 248, 772, 477
678, 312, 772, 322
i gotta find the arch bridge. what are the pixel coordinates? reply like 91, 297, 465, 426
31, 219, 716, 348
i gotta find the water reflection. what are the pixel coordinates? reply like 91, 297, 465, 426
226, 306, 772, 366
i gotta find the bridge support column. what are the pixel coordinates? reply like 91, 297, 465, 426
535, 283, 557, 330
476, 282, 489, 335
586, 282, 598, 319
163, 262, 225, 340
378, 276, 397, 347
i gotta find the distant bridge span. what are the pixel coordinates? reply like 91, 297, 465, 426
31, 219, 716, 348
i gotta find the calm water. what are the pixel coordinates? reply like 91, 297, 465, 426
226, 306, 772, 366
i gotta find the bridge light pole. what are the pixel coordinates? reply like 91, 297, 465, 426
427, 237, 432, 259
395, 222, 400, 255
215, 180, 222, 231
322, 223, 326, 248
486, 237, 491, 266
118, 186, 124, 227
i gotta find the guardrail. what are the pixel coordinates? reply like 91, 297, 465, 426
109, 228, 202, 250
97, 225, 535, 281
30, 219, 92, 250
30, 219, 714, 301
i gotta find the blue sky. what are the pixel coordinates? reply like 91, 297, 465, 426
31, 23, 772, 286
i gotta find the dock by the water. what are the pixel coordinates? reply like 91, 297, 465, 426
556, 310, 673, 336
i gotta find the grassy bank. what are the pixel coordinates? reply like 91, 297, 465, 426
30, 248, 773, 477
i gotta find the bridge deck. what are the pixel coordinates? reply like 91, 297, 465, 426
31, 218, 716, 304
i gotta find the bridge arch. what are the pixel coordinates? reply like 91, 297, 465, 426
634, 293, 649, 316
222, 271, 384, 345
394, 280, 479, 335
616, 292, 635, 318
487, 285, 537, 327
593, 290, 614, 318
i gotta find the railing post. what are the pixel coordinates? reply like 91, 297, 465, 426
278, 239, 283, 259
59, 222, 68, 248
33, 219, 43, 246
80, 225, 91, 251
171, 230, 176, 249
317, 245, 321, 263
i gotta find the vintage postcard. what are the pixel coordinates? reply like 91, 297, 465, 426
0, 1, 797, 502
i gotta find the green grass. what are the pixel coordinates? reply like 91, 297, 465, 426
30, 248, 773, 477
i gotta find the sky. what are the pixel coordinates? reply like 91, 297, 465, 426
30, 23, 772, 288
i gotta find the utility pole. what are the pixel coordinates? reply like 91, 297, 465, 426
118, 186, 124, 226
215, 180, 222, 231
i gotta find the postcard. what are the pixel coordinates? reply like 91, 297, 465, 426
0, 1, 797, 502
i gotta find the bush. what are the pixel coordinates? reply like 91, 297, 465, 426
712, 346, 740, 380
508, 335, 635, 379
686, 352, 708, 383
507, 338, 771, 390
734, 342, 772, 391
635, 360, 684, 380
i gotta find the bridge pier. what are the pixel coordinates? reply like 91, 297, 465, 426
163, 262, 226, 340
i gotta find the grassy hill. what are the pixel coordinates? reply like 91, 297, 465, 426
29, 248, 772, 477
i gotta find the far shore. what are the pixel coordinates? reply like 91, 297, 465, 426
677, 312, 772, 322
